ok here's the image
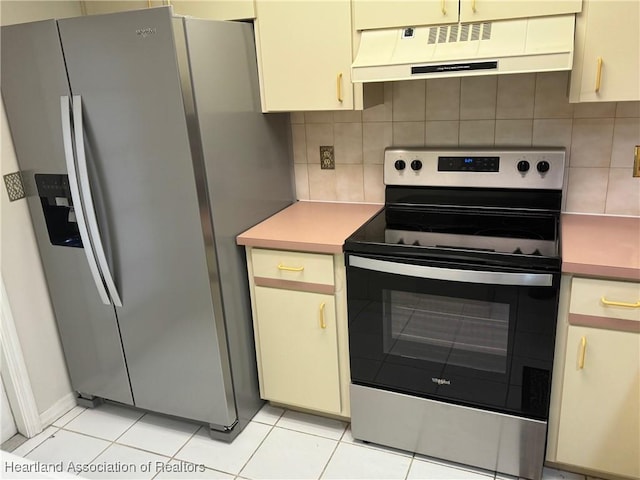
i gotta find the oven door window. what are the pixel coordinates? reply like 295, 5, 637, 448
347, 255, 559, 419
383, 290, 509, 374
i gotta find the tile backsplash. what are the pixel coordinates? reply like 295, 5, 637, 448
291, 72, 640, 216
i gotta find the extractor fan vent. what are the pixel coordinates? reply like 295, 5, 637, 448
428, 22, 493, 44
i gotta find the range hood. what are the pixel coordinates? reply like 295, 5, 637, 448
352, 14, 575, 82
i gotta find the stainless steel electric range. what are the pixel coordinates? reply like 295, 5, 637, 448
344, 148, 565, 480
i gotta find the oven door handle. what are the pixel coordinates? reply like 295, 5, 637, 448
348, 256, 553, 287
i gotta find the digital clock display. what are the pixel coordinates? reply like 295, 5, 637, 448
438, 156, 500, 172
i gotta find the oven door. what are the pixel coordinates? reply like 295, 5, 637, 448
346, 253, 560, 420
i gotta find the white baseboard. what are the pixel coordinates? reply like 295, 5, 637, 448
39, 392, 77, 428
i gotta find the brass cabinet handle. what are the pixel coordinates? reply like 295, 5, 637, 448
578, 336, 587, 369
601, 296, 640, 308
277, 263, 304, 272
319, 302, 326, 329
337, 73, 343, 103
472, 0, 477, 13
595, 56, 603, 93
441, 0, 446, 15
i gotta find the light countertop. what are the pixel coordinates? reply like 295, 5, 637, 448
561, 214, 640, 281
236, 201, 382, 254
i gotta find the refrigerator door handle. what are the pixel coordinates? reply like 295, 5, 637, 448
72, 95, 123, 307
60, 96, 111, 305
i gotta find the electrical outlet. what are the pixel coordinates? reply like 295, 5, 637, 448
634, 146, 640, 178
320, 146, 335, 169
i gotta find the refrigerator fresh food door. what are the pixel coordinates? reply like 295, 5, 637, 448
57, 8, 237, 426
1, 20, 133, 405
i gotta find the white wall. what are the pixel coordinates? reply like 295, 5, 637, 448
0, 1, 82, 421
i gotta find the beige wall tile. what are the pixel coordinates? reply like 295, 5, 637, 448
573, 102, 617, 118
292, 124, 307, 164
611, 117, 640, 168
336, 165, 365, 202
564, 167, 609, 213
393, 121, 425, 145
364, 164, 385, 203
425, 78, 460, 120
308, 164, 337, 201
293, 163, 310, 200
459, 120, 495, 146
305, 111, 334, 123
496, 74, 535, 119
305, 123, 333, 166
425, 121, 459, 146
495, 119, 533, 146
363, 83, 393, 122
570, 118, 614, 167
363, 122, 393, 164
392, 80, 426, 121
605, 169, 640, 216
334, 122, 363, 164
534, 71, 573, 118
615, 101, 640, 118
290, 112, 305, 124
334, 110, 363, 123
532, 119, 573, 154
460, 76, 497, 120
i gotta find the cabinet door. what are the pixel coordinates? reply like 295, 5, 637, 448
556, 326, 640, 478
459, 0, 582, 23
255, 286, 341, 414
254, 0, 353, 111
353, 0, 458, 30
170, 1, 255, 20
569, 0, 640, 102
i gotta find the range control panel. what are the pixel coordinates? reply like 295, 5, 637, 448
384, 148, 565, 190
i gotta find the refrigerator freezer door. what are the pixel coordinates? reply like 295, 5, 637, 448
1, 20, 133, 405
57, 8, 237, 426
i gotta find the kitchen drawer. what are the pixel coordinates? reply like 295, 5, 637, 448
251, 248, 334, 286
570, 277, 640, 323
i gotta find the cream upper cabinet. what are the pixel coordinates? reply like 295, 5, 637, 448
254, 0, 355, 111
459, 0, 581, 23
569, 0, 640, 102
353, 0, 457, 30
169, 1, 255, 20
353, 0, 581, 30
550, 276, 640, 479
82, 1, 255, 20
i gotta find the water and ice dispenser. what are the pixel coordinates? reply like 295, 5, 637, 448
35, 174, 83, 248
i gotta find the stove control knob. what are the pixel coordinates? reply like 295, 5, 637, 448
394, 159, 406, 171
411, 159, 423, 171
517, 160, 530, 173
537, 160, 550, 173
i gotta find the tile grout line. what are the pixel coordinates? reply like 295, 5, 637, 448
315, 422, 349, 480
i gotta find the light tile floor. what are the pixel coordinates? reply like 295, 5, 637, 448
3, 402, 595, 480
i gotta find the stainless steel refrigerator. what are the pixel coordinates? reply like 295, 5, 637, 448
1, 7, 294, 440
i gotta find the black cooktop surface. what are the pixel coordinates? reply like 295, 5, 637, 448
345, 206, 561, 271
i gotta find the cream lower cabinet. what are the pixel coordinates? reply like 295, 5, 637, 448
549, 276, 640, 479
556, 325, 639, 478
246, 247, 351, 417
254, 287, 341, 414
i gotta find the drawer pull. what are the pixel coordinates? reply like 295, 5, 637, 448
578, 336, 587, 370
277, 263, 304, 272
319, 302, 326, 329
601, 296, 640, 308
